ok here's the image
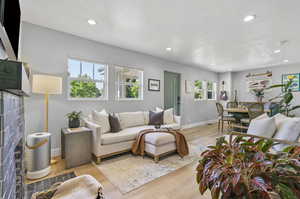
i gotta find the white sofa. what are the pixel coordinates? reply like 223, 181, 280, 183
84, 111, 181, 164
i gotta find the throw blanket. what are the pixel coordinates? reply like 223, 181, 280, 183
132, 129, 189, 158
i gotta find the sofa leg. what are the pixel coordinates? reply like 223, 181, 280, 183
96, 157, 101, 164
154, 156, 159, 163
94, 156, 101, 164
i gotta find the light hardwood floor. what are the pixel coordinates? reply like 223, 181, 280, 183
26, 123, 221, 199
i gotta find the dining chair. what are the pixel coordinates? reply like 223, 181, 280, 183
226, 101, 238, 108
216, 103, 235, 133
240, 103, 264, 125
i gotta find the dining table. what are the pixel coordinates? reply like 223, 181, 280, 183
224, 107, 270, 113
224, 107, 270, 121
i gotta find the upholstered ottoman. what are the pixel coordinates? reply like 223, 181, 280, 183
144, 132, 177, 163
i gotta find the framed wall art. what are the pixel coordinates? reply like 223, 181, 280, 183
282, 73, 300, 92
148, 79, 160, 91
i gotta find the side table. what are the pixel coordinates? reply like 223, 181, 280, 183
61, 127, 92, 169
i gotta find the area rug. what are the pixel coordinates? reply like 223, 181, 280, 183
25, 172, 76, 199
95, 139, 207, 194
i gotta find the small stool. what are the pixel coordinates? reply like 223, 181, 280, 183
144, 132, 177, 163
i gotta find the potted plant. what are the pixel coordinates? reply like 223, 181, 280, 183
251, 88, 264, 103
66, 111, 82, 128
267, 76, 300, 116
196, 135, 300, 199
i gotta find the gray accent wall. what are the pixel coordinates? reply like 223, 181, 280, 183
232, 64, 300, 116
21, 22, 218, 151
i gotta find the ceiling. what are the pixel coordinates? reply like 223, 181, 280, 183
20, 0, 300, 72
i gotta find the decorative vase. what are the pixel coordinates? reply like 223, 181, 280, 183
68, 119, 80, 128
257, 96, 263, 103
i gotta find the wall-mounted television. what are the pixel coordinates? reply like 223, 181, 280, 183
0, 0, 21, 60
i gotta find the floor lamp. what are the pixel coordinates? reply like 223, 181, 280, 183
32, 74, 62, 164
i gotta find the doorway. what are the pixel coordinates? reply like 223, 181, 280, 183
164, 71, 181, 115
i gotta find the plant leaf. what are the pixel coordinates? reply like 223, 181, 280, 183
211, 181, 221, 199
251, 177, 270, 192
276, 183, 298, 199
267, 84, 285, 89
284, 92, 293, 105
289, 105, 300, 112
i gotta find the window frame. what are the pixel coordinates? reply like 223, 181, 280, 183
194, 80, 217, 101
194, 80, 207, 101
206, 81, 217, 101
67, 58, 108, 101
114, 65, 144, 101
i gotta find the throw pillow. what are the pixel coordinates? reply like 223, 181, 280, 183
273, 113, 289, 129
247, 117, 276, 138
156, 107, 174, 124
92, 109, 110, 133
109, 114, 121, 132
149, 111, 164, 125
273, 117, 300, 151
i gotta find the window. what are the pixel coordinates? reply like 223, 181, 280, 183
194, 80, 206, 100
68, 58, 108, 100
115, 66, 143, 100
194, 80, 217, 100
207, 81, 217, 100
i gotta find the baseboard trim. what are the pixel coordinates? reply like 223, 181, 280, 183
182, 119, 217, 129
51, 148, 61, 157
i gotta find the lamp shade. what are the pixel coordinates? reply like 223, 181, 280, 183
32, 74, 62, 94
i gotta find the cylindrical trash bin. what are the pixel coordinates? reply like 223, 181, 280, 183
26, 132, 51, 179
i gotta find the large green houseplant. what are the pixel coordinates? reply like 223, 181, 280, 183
196, 135, 300, 199
267, 76, 300, 116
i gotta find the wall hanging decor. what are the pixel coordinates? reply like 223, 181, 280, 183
219, 81, 228, 101
185, 80, 193, 93
246, 71, 272, 92
282, 73, 300, 92
148, 79, 160, 91
246, 71, 272, 102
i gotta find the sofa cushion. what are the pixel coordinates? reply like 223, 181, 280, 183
118, 111, 145, 129
247, 117, 276, 138
149, 111, 164, 125
92, 110, 110, 134
102, 125, 154, 145
145, 132, 176, 146
156, 107, 174, 124
273, 117, 300, 151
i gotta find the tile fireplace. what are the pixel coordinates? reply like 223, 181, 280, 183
0, 91, 25, 199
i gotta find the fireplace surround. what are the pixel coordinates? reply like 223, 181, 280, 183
0, 91, 25, 199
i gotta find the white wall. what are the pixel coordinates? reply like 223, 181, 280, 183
232, 64, 300, 116
21, 22, 218, 152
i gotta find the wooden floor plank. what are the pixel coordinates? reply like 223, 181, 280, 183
26, 123, 223, 199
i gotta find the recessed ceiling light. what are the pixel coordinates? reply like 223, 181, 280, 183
88, 19, 97, 25
283, 59, 289, 63
243, 15, 256, 22
274, 49, 281, 54
166, 47, 172, 51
